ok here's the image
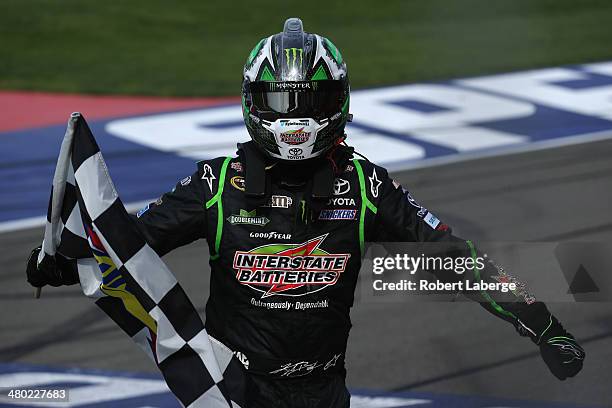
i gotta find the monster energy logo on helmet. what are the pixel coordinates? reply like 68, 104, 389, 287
284, 47, 303, 70
269, 82, 316, 91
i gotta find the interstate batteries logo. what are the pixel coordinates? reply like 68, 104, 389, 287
280, 127, 311, 145
233, 234, 350, 298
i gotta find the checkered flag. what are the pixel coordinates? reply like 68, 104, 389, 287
39, 113, 246, 408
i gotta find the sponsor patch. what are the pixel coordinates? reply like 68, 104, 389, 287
230, 161, 243, 172
262, 195, 293, 209
227, 209, 269, 226
180, 175, 191, 186
233, 234, 350, 297
272, 81, 311, 90
423, 212, 440, 229
231, 175, 245, 191
288, 147, 304, 159
201, 163, 216, 192
280, 119, 310, 127
490, 259, 537, 304
333, 178, 351, 195
345, 164, 354, 172
136, 204, 149, 218
233, 351, 250, 369
403, 189, 428, 218
369, 168, 382, 198
327, 197, 356, 206
280, 127, 311, 145
249, 231, 292, 240
319, 209, 357, 220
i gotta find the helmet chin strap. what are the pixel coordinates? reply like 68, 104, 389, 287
237, 142, 270, 208
238, 140, 353, 210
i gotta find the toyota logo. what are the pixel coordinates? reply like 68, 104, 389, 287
289, 148, 303, 156
333, 178, 351, 195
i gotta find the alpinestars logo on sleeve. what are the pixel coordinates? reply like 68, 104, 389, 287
201, 164, 216, 192
233, 234, 350, 298
369, 168, 382, 198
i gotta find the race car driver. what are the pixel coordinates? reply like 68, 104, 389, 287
27, 18, 585, 408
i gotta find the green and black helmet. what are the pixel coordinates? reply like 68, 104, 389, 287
242, 18, 351, 161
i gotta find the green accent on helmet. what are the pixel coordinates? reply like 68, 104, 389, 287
259, 65, 275, 81
310, 65, 328, 80
241, 94, 249, 117
247, 38, 266, 66
324, 38, 343, 64
341, 93, 350, 115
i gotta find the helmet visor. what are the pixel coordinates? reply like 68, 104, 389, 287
247, 80, 345, 121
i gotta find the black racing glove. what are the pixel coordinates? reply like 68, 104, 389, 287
515, 302, 585, 380
539, 331, 584, 380
26, 246, 79, 287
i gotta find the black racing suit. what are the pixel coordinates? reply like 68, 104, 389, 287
132, 148, 551, 408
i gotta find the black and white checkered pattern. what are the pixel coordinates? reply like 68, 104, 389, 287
40, 113, 246, 408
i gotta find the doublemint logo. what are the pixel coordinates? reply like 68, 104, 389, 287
227, 209, 270, 226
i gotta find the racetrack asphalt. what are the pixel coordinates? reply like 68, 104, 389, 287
1, 139, 611, 407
